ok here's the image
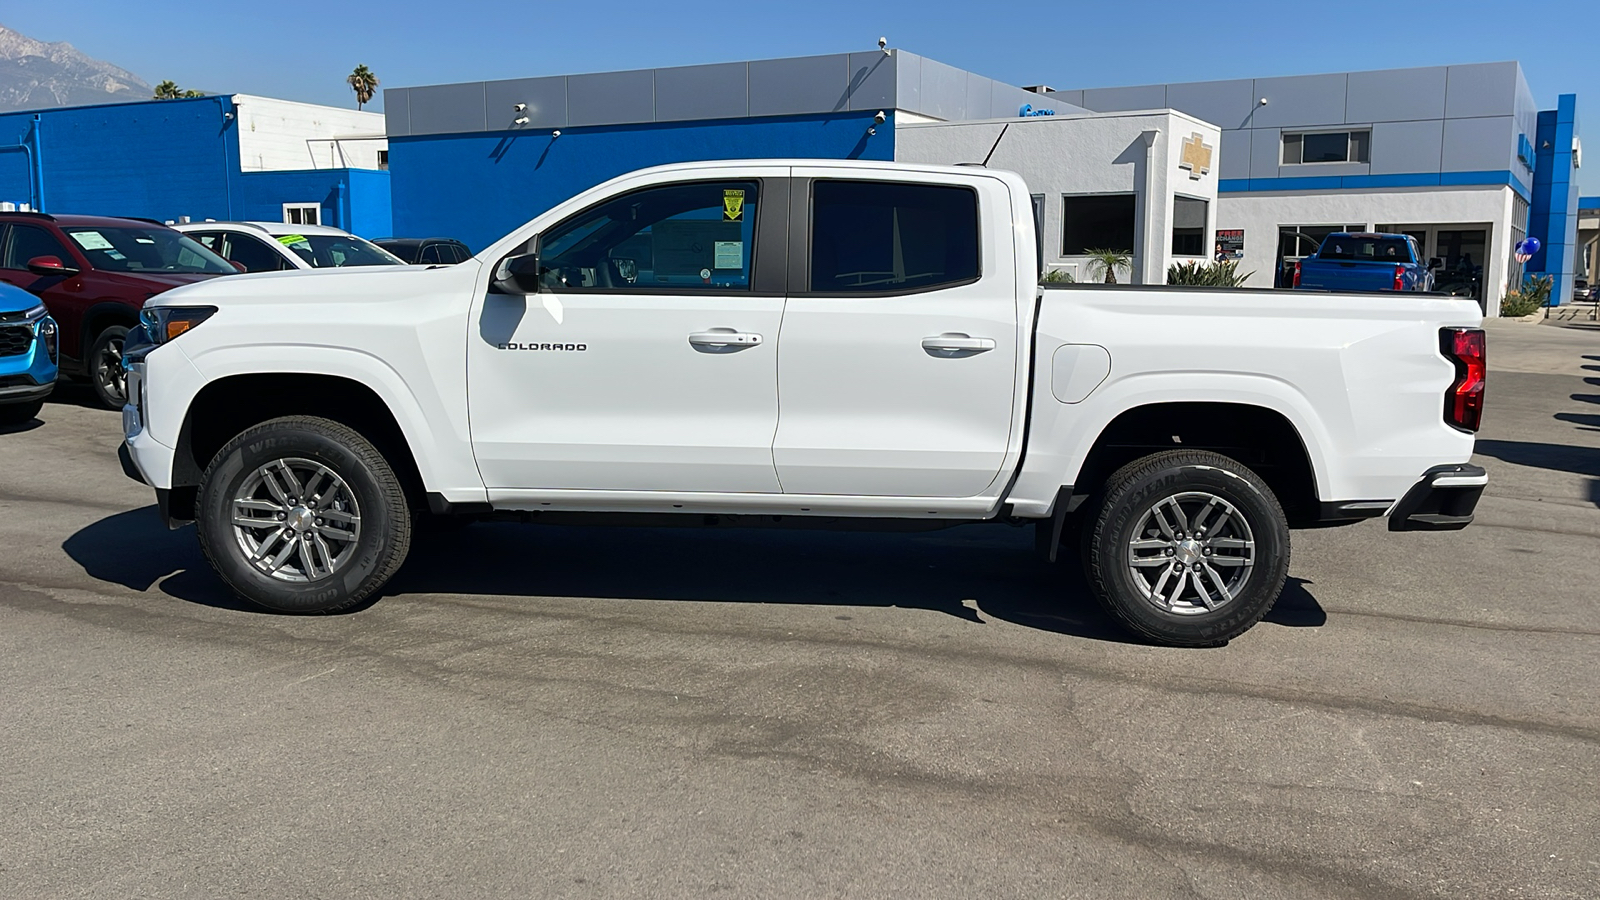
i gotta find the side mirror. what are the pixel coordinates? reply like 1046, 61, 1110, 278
229, 260, 249, 274
27, 255, 80, 277
492, 250, 542, 295
1428, 257, 1444, 270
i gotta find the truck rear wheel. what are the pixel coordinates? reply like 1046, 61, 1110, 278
196, 416, 412, 613
1082, 450, 1289, 647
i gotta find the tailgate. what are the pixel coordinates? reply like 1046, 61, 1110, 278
1299, 259, 1401, 292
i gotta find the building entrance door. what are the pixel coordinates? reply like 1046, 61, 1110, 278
1435, 229, 1487, 309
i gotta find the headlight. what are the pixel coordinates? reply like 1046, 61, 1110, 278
38, 318, 58, 364
139, 306, 217, 344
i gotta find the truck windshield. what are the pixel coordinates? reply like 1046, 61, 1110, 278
1319, 237, 1412, 261
64, 227, 237, 275
274, 234, 404, 268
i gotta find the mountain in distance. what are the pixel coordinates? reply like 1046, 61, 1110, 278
0, 23, 150, 111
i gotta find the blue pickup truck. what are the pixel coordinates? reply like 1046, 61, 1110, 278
1293, 232, 1438, 293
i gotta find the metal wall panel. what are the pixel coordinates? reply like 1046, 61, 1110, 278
1441, 116, 1517, 172
406, 82, 489, 136
1248, 126, 1283, 179
567, 69, 655, 127
1346, 67, 1447, 123
917, 57, 969, 121
1219, 129, 1250, 180
1044, 89, 1083, 109
483, 77, 568, 130
846, 52, 897, 112
1080, 84, 1167, 112
749, 54, 850, 117
1250, 73, 1347, 129
1369, 119, 1444, 175
895, 52, 922, 114
1165, 79, 1257, 130
964, 73, 994, 120
655, 62, 748, 123
383, 88, 411, 136
1444, 62, 1519, 119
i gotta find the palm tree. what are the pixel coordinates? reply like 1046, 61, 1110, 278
152, 81, 204, 100
347, 64, 380, 110
1085, 248, 1133, 284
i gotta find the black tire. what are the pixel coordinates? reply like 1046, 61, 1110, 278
0, 399, 44, 426
196, 415, 413, 613
89, 325, 130, 409
1082, 450, 1290, 647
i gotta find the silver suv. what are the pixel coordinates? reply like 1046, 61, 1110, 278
175, 221, 405, 273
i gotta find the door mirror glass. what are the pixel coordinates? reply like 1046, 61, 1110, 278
27, 255, 79, 277
493, 250, 542, 295
1428, 257, 1444, 270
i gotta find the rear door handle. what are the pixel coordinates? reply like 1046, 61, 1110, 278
922, 333, 996, 353
689, 329, 763, 349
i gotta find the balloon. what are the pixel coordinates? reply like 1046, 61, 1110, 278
1515, 237, 1541, 255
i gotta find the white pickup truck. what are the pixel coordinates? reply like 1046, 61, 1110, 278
119, 160, 1488, 646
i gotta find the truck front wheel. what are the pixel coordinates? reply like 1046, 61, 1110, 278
1083, 450, 1290, 647
196, 416, 413, 613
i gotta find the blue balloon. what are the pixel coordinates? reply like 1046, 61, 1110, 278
1516, 236, 1541, 255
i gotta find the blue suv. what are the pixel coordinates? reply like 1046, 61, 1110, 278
0, 280, 58, 425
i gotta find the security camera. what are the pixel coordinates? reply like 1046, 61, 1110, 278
514, 103, 527, 112
873, 110, 886, 124
878, 36, 889, 55
514, 116, 530, 126
551, 130, 561, 138
1259, 97, 1268, 106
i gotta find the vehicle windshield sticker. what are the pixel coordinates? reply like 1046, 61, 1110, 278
105, 249, 126, 260
277, 235, 310, 247
69, 231, 114, 250
723, 189, 744, 222
135, 237, 155, 244
713, 241, 743, 269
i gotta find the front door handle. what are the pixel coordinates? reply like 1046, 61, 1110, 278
689, 328, 763, 350
922, 333, 996, 353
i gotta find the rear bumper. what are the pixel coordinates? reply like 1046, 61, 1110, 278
1387, 463, 1487, 531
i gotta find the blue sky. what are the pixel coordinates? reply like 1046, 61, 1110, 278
7, 0, 1596, 193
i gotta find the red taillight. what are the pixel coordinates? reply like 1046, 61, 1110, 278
1393, 265, 1405, 290
1292, 260, 1302, 287
1441, 327, 1485, 432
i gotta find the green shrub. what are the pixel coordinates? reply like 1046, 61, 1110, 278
1041, 268, 1075, 284
1167, 259, 1254, 287
1500, 275, 1550, 317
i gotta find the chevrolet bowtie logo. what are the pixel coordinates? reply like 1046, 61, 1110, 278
1180, 132, 1213, 179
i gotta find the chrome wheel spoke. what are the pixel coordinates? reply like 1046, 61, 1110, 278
1128, 491, 1256, 617
231, 457, 361, 584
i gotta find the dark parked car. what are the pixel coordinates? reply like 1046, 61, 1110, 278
374, 237, 473, 265
0, 213, 237, 408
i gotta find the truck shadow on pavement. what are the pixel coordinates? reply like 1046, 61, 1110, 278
62, 509, 1326, 643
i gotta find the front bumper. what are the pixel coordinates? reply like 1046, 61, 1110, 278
0, 313, 59, 404
1387, 463, 1487, 531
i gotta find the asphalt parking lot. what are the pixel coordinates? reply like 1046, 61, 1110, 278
2, 320, 1597, 899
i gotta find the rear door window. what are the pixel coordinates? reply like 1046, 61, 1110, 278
222, 233, 291, 272
808, 180, 980, 293
3, 224, 75, 270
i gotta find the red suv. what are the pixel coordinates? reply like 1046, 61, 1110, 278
0, 213, 237, 408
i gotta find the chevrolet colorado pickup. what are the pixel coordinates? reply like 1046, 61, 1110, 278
119, 161, 1488, 646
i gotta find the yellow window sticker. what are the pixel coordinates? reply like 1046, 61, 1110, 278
277, 234, 309, 246
722, 189, 745, 222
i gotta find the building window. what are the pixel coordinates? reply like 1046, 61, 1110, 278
1171, 196, 1208, 257
1282, 130, 1371, 165
283, 203, 320, 226
810, 180, 980, 293
377, 150, 389, 171
1063, 194, 1136, 254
